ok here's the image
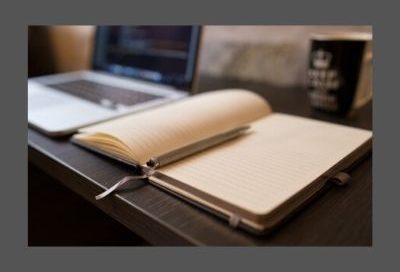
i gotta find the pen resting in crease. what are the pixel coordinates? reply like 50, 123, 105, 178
73, 89, 271, 165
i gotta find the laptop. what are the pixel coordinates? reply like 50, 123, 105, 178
28, 26, 202, 136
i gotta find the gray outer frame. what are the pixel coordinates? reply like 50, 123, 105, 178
1, 0, 398, 270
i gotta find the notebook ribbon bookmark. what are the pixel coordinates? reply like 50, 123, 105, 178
95, 167, 156, 200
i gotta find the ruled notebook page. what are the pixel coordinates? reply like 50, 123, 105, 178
77, 90, 271, 164
158, 113, 372, 215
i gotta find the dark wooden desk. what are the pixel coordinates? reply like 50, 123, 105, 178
28, 76, 372, 246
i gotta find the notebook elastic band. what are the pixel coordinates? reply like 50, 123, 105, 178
229, 214, 241, 228
330, 172, 351, 186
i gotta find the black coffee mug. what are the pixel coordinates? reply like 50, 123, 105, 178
307, 32, 372, 115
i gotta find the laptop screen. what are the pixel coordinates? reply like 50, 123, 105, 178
92, 26, 201, 90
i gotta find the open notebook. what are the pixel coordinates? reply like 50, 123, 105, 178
72, 89, 372, 233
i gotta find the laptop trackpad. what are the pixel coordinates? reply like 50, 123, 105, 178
29, 88, 115, 134
28, 89, 69, 111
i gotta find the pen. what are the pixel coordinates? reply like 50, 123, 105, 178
146, 125, 250, 169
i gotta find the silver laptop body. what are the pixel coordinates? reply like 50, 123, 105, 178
28, 26, 201, 136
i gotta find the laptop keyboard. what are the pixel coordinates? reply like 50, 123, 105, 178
47, 79, 163, 109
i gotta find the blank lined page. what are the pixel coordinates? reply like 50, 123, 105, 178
158, 113, 372, 215
78, 89, 271, 164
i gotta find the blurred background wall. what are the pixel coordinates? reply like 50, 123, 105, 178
29, 25, 372, 87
